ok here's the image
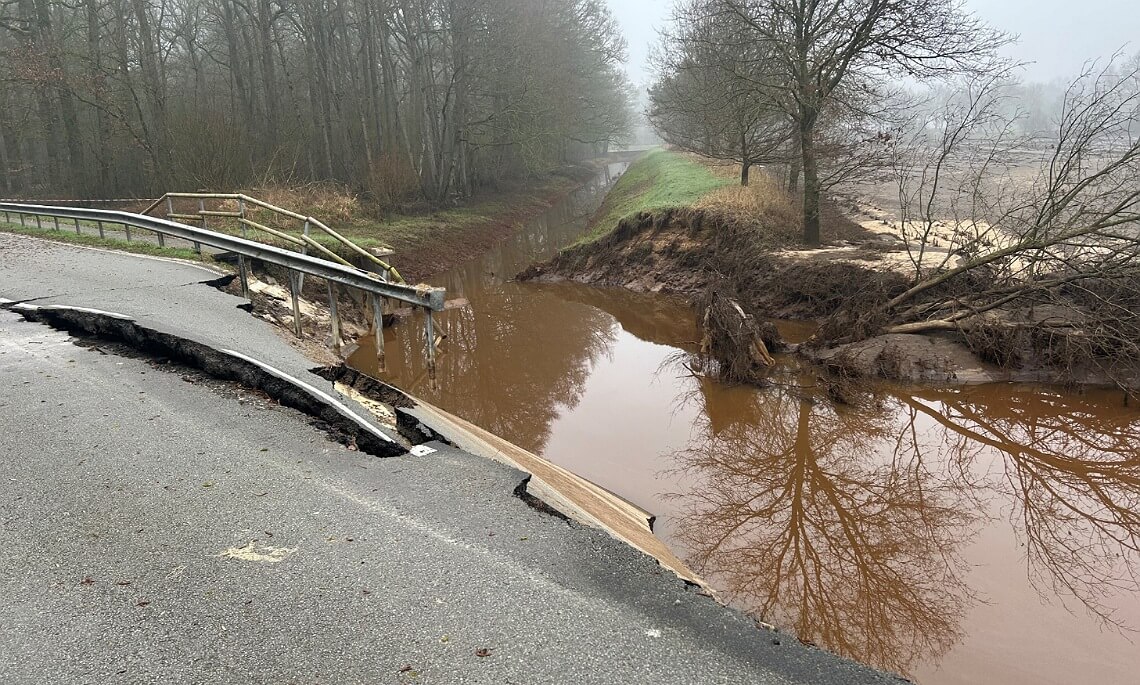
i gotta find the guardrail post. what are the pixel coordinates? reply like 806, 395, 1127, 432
53, 216, 60, 232
237, 255, 249, 297
370, 293, 386, 372
122, 222, 130, 241
288, 269, 303, 338
3, 211, 8, 223
74, 218, 82, 235
35, 215, 42, 230
19, 213, 25, 227
327, 282, 341, 352
425, 307, 437, 383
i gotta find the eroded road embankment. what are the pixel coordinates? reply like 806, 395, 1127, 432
0, 234, 902, 684
0, 231, 700, 581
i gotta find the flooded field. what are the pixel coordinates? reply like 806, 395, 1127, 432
350, 165, 1140, 684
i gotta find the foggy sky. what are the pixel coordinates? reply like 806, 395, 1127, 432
608, 0, 1139, 86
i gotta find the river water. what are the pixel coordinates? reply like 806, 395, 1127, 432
349, 165, 1140, 684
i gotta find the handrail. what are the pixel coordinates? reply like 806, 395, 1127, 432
0, 202, 442, 378
143, 192, 404, 283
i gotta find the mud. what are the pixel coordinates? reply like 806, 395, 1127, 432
522, 205, 1140, 391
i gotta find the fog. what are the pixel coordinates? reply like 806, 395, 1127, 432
609, 0, 1139, 85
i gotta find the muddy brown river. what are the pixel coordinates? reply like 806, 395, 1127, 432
350, 164, 1140, 684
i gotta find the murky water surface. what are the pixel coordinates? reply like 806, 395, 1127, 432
350, 165, 1140, 684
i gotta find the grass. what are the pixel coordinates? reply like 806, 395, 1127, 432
223, 169, 594, 280
0, 221, 212, 262
693, 175, 803, 246
239, 170, 588, 250
353, 198, 528, 248
576, 149, 733, 244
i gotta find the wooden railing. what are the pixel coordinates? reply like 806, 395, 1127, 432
141, 193, 404, 284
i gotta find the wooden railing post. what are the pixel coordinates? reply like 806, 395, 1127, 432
297, 219, 310, 292
194, 199, 205, 254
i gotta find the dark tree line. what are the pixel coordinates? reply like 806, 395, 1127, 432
0, 0, 632, 205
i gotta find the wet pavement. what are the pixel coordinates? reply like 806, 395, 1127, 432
362, 164, 1140, 684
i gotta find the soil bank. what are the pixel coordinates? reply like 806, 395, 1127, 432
520, 154, 1140, 392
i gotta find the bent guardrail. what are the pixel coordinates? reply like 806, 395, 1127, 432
0, 202, 442, 378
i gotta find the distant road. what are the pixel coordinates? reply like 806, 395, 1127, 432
0, 234, 900, 684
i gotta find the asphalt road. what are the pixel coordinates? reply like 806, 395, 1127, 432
0, 234, 902, 684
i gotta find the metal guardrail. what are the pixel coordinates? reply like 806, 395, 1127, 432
0, 202, 444, 377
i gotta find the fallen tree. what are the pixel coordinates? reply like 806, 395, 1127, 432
815, 57, 1140, 387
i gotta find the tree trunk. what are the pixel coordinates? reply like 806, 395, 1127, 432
221, 2, 255, 136
20, 0, 61, 191
33, 0, 86, 194
800, 115, 821, 246
378, 7, 401, 154
739, 127, 750, 186
359, 0, 383, 156
303, 26, 334, 179
256, 0, 280, 153
273, 24, 313, 177
0, 117, 12, 194
87, 0, 113, 194
131, 0, 169, 188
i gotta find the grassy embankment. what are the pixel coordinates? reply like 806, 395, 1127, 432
527, 149, 884, 385
0, 167, 593, 282
283, 169, 594, 280
579, 148, 869, 248
575, 149, 734, 245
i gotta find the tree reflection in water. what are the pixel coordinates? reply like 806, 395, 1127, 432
671, 379, 1140, 676
904, 387, 1140, 629
378, 285, 618, 453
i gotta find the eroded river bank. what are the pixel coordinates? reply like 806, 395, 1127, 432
351, 164, 1140, 684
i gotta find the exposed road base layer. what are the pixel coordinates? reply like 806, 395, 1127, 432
315, 364, 706, 587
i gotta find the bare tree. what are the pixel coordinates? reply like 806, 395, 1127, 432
846, 56, 1140, 385
720, 0, 1011, 245
648, 0, 788, 186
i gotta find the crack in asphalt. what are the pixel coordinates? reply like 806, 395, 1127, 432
6, 303, 409, 458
